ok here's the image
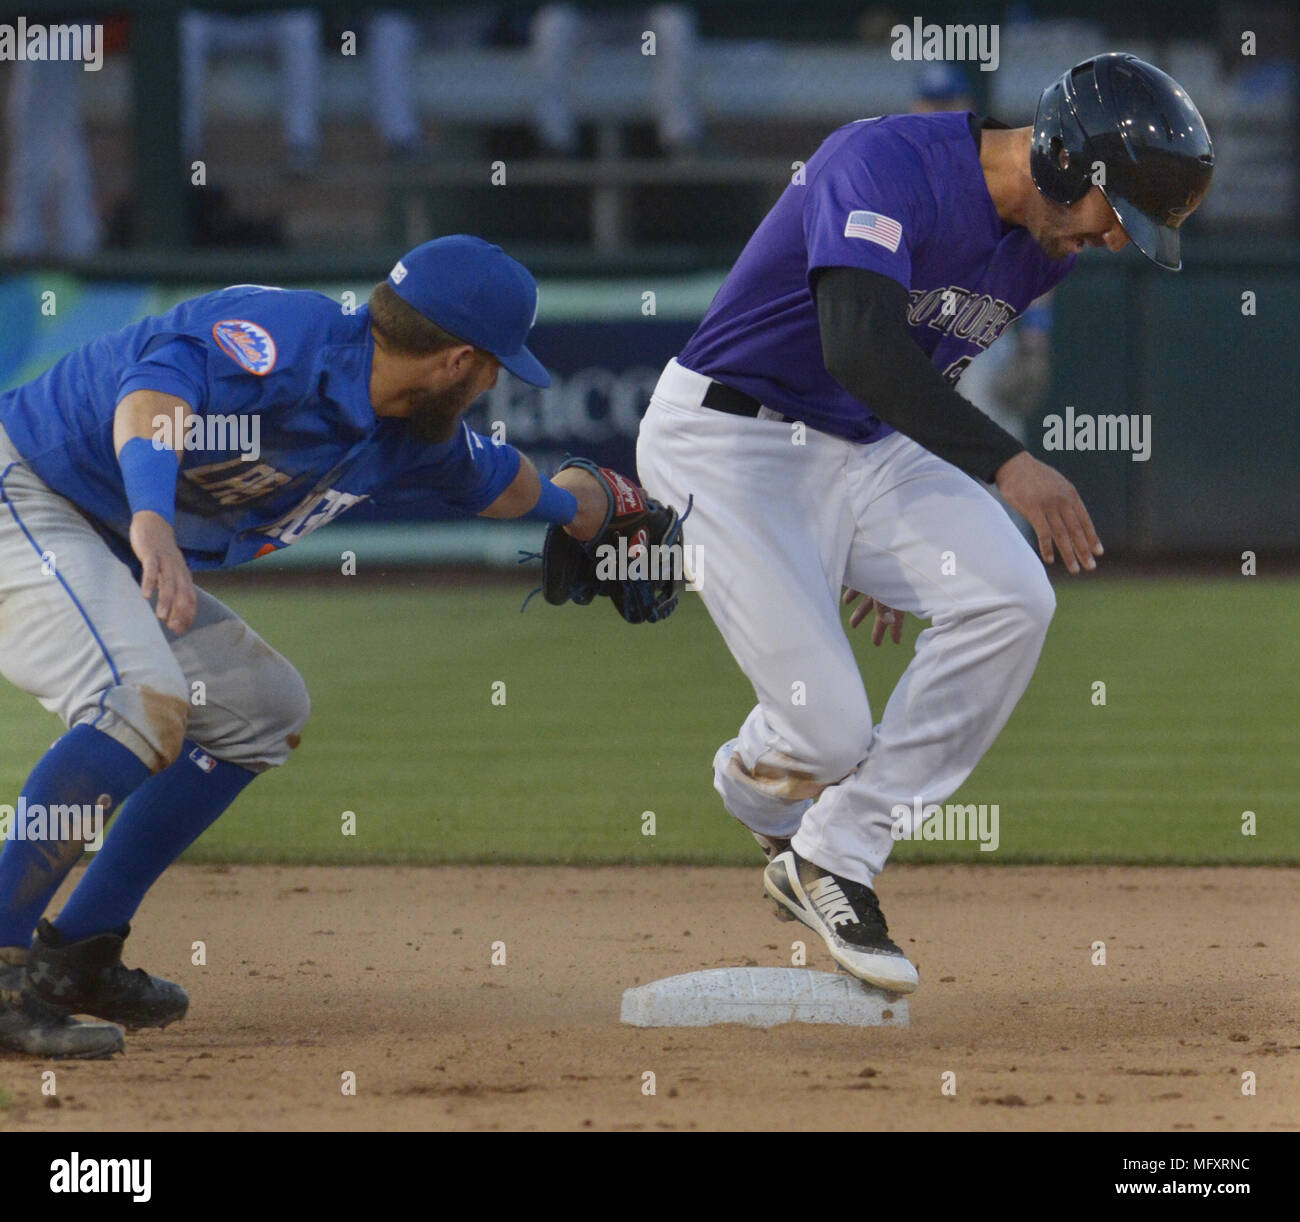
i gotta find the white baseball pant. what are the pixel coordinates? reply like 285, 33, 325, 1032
636, 359, 1054, 886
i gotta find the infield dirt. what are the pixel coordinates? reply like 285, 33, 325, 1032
1, 864, 1295, 1132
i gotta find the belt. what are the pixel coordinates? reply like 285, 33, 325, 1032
701, 379, 787, 421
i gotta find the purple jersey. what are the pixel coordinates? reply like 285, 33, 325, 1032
677, 111, 1076, 443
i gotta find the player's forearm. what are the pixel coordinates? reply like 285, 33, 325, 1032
113, 391, 192, 528
478, 452, 541, 520
479, 453, 608, 540
815, 266, 1025, 483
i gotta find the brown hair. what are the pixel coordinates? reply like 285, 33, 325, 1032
367, 281, 466, 357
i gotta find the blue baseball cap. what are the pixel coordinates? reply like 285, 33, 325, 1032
385, 235, 551, 388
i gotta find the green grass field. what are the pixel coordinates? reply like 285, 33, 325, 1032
1, 575, 1295, 867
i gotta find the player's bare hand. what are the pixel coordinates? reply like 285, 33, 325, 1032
842, 589, 905, 645
995, 451, 1103, 575
552, 467, 609, 543
130, 511, 197, 634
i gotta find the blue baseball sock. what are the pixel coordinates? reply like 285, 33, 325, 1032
0, 724, 151, 948
54, 741, 257, 940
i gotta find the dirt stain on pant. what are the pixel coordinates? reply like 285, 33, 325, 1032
139, 686, 191, 772
731, 754, 831, 801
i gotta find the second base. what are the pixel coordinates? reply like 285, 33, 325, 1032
620, 966, 910, 1029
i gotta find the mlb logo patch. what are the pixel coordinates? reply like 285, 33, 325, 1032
188, 747, 218, 773
844, 210, 903, 253
213, 319, 277, 375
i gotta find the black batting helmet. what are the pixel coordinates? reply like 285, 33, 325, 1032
1031, 53, 1215, 271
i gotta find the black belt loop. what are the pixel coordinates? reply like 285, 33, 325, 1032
701, 380, 766, 418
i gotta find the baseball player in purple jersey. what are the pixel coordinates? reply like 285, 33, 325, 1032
0, 236, 665, 1058
637, 55, 1214, 992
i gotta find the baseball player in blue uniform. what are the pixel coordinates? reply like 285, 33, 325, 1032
0, 235, 644, 1058
636, 55, 1214, 993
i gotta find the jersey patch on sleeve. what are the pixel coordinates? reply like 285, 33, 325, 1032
844, 210, 903, 253
212, 319, 278, 375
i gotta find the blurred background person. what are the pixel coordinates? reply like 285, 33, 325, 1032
181, 7, 323, 173
910, 61, 974, 113
368, 10, 422, 160
530, 3, 702, 156
3, 59, 101, 259
180, 7, 431, 171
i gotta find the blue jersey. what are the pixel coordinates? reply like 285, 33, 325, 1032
677, 111, 1076, 442
0, 287, 521, 569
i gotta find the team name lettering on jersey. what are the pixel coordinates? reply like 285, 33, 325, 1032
261, 487, 369, 544
185, 459, 293, 506
907, 286, 1019, 349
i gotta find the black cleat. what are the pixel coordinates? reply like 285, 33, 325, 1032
27, 920, 189, 1029
0, 959, 125, 1059
763, 849, 919, 994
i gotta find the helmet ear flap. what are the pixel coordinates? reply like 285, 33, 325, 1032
1031, 84, 1094, 206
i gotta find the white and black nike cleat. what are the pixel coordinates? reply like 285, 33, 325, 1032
763, 849, 919, 994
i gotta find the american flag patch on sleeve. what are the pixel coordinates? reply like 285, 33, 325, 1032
844, 210, 903, 252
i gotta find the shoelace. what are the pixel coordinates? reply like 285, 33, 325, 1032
517, 550, 545, 612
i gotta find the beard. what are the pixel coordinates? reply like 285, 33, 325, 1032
1027, 199, 1088, 262
405, 375, 483, 444
1037, 232, 1085, 261
1036, 236, 1077, 261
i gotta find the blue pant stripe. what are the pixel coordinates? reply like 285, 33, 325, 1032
0, 461, 124, 691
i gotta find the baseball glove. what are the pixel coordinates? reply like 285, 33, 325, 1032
539, 458, 688, 624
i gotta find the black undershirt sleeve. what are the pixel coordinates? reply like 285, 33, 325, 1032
814, 265, 1026, 483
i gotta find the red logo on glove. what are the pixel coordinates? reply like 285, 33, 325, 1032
601, 468, 646, 518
